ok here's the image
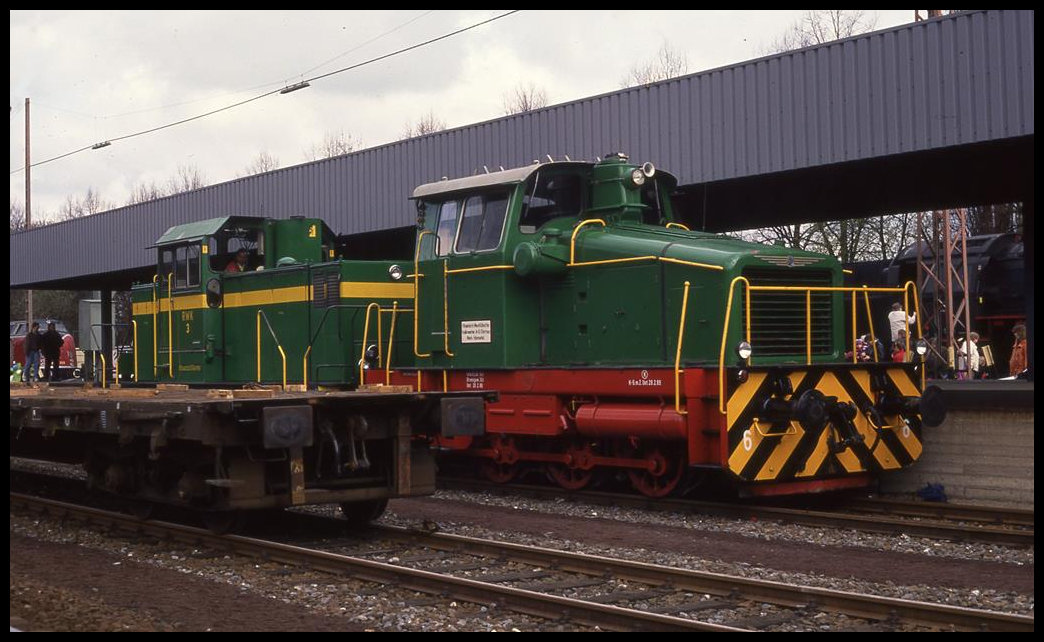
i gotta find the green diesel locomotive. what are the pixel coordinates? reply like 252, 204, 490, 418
124, 152, 943, 499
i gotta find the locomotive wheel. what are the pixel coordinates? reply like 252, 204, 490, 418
482, 461, 519, 483
624, 444, 686, 498
546, 440, 596, 490
482, 435, 519, 483
340, 498, 389, 524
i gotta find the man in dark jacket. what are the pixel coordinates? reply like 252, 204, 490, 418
22, 322, 41, 383
41, 321, 63, 382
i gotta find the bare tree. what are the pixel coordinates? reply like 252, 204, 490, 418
167, 164, 208, 194
10, 198, 26, 233
503, 83, 548, 115
241, 152, 280, 176
57, 188, 114, 221
967, 203, 1023, 236
126, 181, 167, 206
745, 223, 812, 252
400, 111, 447, 140
621, 42, 689, 88
762, 10, 877, 54
304, 130, 362, 161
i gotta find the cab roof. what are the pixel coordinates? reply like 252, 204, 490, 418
411, 161, 590, 200
152, 216, 266, 247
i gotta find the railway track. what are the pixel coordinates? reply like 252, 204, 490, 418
438, 478, 1035, 547
11, 493, 1034, 632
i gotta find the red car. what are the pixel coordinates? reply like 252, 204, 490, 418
10, 320, 78, 381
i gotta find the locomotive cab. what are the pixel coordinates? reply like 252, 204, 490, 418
133, 215, 339, 384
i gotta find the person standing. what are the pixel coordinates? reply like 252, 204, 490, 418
888, 302, 916, 343
1009, 323, 1027, 377
41, 321, 63, 382
22, 322, 41, 383
957, 332, 980, 380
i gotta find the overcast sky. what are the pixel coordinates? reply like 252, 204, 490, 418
11, 10, 917, 223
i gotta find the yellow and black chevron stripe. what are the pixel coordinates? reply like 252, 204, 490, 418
725, 365, 924, 482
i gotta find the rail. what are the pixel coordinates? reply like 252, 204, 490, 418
255, 309, 287, 389
717, 279, 923, 414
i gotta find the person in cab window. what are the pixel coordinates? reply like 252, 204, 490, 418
226, 249, 249, 273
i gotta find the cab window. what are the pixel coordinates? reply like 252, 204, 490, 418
435, 201, 459, 257
171, 244, 201, 289
639, 180, 665, 224
519, 172, 584, 233
455, 192, 509, 253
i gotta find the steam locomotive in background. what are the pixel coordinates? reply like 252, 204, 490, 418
846, 232, 1025, 378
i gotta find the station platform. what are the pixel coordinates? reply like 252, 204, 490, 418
879, 380, 1034, 505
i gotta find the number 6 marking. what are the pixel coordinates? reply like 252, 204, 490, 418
743, 429, 753, 451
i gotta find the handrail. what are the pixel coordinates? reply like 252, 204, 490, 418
569, 218, 606, 264
719, 276, 751, 414
413, 230, 435, 358
665, 222, 690, 231
359, 302, 383, 383
718, 279, 924, 415
151, 275, 159, 376
674, 281, 691, 416
89, 322, 132, 386
851, 292, 858, 364
567, 219, 720, 272
442, 260, 454, 357
301, 303, 415, 388
167, 272, 174, 379
806, 290, 813, 364
445, 264, 514, 275
98, 352, 107, 389
385, 301, 399, 385
903, 280, 924, 388
132, 320, 138, 382
862, 288, 878, 361
256, 309, 287, 389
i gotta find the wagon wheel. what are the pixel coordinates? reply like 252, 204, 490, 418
340, 498, 389, 524
481, 435, 519, 484
625, 443, 686, 498
202, 509, 243, 535
546, 439, 596, 490
131, 499, 157, 521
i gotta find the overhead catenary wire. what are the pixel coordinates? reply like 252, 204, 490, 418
10, 10, 520, 175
